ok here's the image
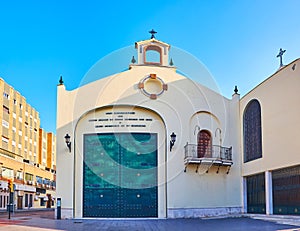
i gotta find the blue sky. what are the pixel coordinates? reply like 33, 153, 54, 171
1, 0, 300, 133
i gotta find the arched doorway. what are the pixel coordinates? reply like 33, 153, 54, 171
197, 130, 212, 158
74, 105, 167, 218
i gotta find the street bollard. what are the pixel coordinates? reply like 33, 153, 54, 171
57, 198, 61, 220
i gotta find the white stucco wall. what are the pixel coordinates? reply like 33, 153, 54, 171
56, 56, 242, 218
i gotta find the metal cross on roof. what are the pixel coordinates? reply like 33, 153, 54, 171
59, 76, 63, 85
276, 48, 286, 67
149, 29, 157, 39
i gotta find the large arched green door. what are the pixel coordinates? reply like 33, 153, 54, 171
83, 133, 158, 217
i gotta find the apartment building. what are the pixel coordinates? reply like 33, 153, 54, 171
0, 78, 56, 210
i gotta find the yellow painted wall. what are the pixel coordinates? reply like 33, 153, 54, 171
240, 59, 300, 176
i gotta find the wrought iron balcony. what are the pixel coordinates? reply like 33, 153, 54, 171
184, 143, 233, 173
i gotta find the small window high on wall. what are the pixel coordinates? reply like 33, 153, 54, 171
243, 99, 262, 162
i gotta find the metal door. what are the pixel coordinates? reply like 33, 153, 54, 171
246, 173, 266, 214
273, 165, 300, 215
83, 133, 158, 217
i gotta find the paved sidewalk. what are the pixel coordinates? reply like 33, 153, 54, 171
247, 214, 300, 227
0, 216, 299, 231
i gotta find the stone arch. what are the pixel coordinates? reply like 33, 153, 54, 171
189, 111, 221, 145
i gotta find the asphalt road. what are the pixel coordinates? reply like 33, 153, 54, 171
0, 210, 299, 231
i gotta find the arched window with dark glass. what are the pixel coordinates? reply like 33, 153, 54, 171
243, 99, 262, 162
197, 130, 212, 158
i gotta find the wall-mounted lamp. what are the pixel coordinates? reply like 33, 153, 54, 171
170, 132, 176, 152
64, 134, 71, 152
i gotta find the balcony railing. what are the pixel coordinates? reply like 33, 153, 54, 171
184, 143, 233, 165
14, 178, 24, 184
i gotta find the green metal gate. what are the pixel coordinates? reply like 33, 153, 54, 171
83, 133, 158, 217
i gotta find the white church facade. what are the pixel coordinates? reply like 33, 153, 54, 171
56, 34, 300, 219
